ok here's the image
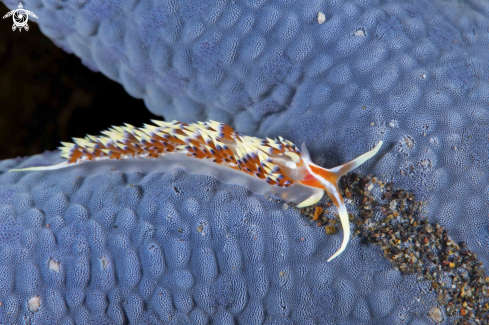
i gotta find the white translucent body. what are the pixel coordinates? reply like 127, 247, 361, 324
11, 152, 321, 205
11, 140, 383, 262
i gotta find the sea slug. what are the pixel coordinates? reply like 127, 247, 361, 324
11, 119, 382, 261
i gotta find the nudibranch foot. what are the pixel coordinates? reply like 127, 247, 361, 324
9, 120, 383, 262
296, 189, 324, 208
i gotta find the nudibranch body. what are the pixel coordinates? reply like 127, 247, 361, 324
11, 120, 382, 261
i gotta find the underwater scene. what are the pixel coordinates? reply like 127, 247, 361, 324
1, 0, 489, 324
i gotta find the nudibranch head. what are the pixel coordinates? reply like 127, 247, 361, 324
295, 141, 383, 261
9, 119, 382, 261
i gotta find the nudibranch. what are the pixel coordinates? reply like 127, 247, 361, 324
10, 120, 382, 261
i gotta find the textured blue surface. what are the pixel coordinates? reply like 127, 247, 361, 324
0, 154, 440, 324
2, 0, 489, 323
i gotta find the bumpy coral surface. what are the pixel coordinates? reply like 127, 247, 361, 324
0, 153, 441, 324
2, 0, 489, 323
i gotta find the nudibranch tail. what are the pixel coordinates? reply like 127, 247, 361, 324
9, 162, 70, 172
297, 141, 383, 262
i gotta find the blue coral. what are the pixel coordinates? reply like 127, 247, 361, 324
0, 154, 440, 324
2, 0, 489, 323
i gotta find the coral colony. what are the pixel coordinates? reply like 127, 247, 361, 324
2, 0, 489, 323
